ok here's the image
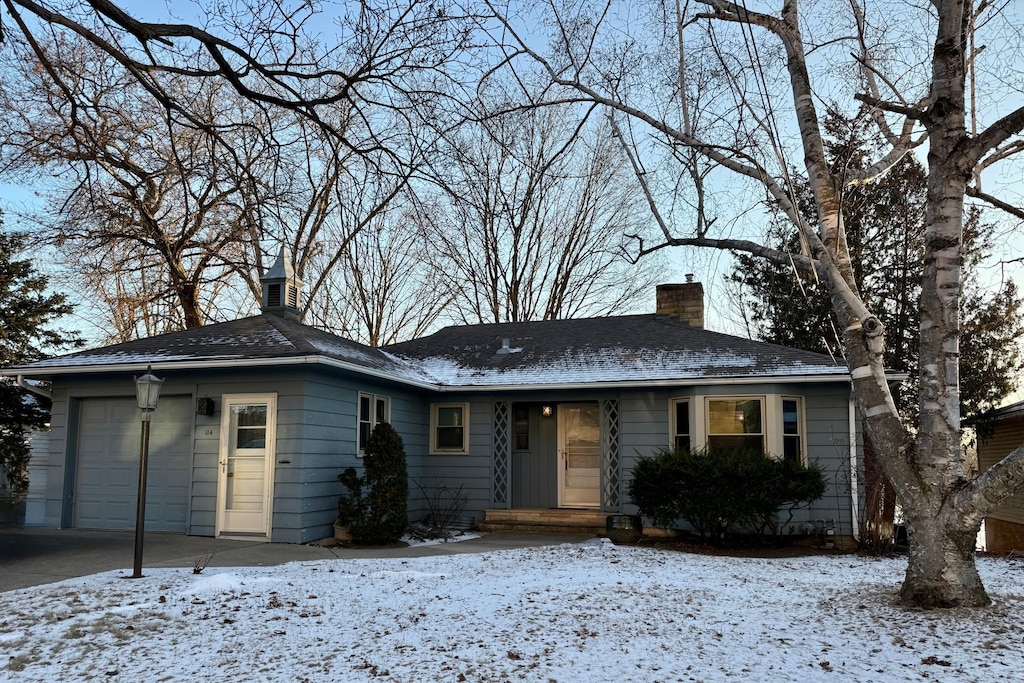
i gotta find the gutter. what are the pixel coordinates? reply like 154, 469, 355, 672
3, 355, 856, 392
1, 356, 441, 392
17, 374, 53, 400
3, 355, 906, 396
443, 373, 857, 392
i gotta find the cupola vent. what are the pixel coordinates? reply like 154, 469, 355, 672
260, 246, 303, 321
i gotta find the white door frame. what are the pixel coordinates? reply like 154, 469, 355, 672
557, 402, 601, 508
216, 393, 277, 539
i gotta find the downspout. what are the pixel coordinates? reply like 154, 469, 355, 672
17, 374, 52, 400
849, 386, 860, 543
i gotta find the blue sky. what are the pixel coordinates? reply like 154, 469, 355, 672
1, 0, 1021, 350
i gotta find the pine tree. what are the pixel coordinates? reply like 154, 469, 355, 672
730, 116, 1024, 549
1, 212, 81, 498
731, 116, 1024, 421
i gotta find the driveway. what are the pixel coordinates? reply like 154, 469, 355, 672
0, 528, 592, 593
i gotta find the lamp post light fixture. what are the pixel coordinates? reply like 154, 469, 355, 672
130, 365, 164, 579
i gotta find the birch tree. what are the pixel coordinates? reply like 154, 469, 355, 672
484, 0, 1024, 607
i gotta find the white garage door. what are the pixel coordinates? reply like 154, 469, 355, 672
75, 397, 193, 532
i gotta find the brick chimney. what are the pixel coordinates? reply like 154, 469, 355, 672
656, 276, 704, 328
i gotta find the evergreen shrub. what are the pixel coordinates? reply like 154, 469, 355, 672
627, 446, 827, 542
337, 422, 408, 544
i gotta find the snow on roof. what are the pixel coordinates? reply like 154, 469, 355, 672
23, 352, 231, 368
7, 313, 849, 388
385, 315, 848, 387
399, 346, 843, 387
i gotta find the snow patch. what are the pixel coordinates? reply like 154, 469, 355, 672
1, 547, 1021, 682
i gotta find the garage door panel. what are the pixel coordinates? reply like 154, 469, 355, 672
75, 397, 193, 532
77, 499, 132, 529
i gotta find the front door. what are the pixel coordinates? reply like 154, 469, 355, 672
217, 394, 277, 538
558, 403, 600, 508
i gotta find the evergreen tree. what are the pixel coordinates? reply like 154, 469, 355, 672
730, 115, 1024, 421
337, 422, 408, 544
730, 116, 1024, 550
1, 212, 81, 497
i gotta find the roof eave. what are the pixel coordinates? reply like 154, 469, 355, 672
438, 372, 855, 392
5, 357, 893, 393
1, 355, 441, 391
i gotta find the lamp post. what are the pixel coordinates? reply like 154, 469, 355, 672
130, 365, 163, 579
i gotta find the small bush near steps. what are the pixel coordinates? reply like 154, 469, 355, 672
337, 422, 408, 545
627, 446, 826, 543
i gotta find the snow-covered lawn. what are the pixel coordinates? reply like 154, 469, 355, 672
1, 539, 1021, 682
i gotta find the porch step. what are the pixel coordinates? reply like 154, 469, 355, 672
479, 509, 608, 535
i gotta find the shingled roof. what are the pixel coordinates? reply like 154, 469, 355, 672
385, 314, 848, 388
7, 313, 849, 389
7, 314, 426, 385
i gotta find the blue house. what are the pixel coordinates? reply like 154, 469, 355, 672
3, 252, 862, 543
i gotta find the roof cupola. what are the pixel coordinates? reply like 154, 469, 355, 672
260, 246, 303, 321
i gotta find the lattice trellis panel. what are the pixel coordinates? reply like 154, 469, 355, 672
601, 399, 621, 510
492, 401, 510, 506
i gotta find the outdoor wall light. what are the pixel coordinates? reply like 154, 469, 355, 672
541, 405, 553, 417
197, 397, 215, 416
130, 365, 164, 579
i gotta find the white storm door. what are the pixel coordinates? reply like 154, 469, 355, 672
557, 403, 601, 508
217, 395, 277, 537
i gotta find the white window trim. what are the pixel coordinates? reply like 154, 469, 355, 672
358, 392, 391, 456
671, 394, 809, 463
430, 402, 470, 455
668, 398, 692, 451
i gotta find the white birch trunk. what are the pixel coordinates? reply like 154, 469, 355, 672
495, 0, 1024, 607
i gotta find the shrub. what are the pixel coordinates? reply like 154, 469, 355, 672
627, 446, 827, 542
337, 422, 408, 544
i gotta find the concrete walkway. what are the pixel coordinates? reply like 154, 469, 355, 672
0, 528, 594, 593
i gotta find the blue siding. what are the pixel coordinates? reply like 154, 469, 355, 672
417, 396, 493, 526
40, 364, 859, 542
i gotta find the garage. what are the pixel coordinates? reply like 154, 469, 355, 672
74, 397, 194, 532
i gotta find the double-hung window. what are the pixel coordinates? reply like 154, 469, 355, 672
706, 398, 765, 452
431, 403, 470, 454
670, 399, 691, 451
358, 393, 391, 455
782, 397, 805, 464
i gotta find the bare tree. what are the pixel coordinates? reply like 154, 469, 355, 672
0, 34, 279, 330
425, 100, 657, 324
245, 113, 421, 327
1, 0, 476, 333
484, 0, 1024, 607
1, 0, 473, 154
305, 201, 449, 346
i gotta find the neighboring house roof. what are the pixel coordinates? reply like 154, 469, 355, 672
3, 312, 850, 391
991, 400, 1024, 419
